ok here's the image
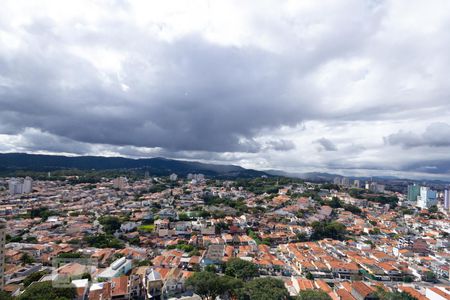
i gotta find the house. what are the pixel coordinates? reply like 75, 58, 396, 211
425, 287, 450, 300
351, 282, 378, 300
145, 268, 163, 300
291, 277, 315, 294
97, 257, 132, 281
111, 276, 130, 300
89, 282, 112, 300
72, 279, 89, 300
201, 244, 225, 266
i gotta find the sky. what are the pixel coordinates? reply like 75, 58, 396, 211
1, 0, 450, 180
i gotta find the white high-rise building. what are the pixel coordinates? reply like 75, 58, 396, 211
444, 189, 450, 211
169, 173, 178, 181
333, 177, 341, 185
341, 177, 350, 187
417, 186, 438, 209
23, 177, 33, 193
8, 177, 33, 195
0, 219, 6, 290
9, 178, 22, 195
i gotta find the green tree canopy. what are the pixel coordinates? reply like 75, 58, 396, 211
225, 258, 259, 281
98, 216, 122, 234
376, 288, 417, 300
18, 281, 77, 300
20, 253, 35, 265
297, 290, 332, 300
23, 271, 48, 287
310, 221, 347, 240
185, 272, 243, 300
83, 233, 124, 249
240, 277, 289, 300
0, 291, 12, 300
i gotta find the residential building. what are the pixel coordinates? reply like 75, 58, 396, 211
113, 177, 128, 190
0, 219, 6, 290
8, 177, 32, 195
145, 268, 163, 300
444, 189, 449, 210
407, 184, 420, 202
23, 177, 33, 193
98, 257, 132, 281
417, 186, 437, 209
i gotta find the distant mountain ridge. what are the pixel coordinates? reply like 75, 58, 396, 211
0, 153, 269, 178
265, 169, 450, 185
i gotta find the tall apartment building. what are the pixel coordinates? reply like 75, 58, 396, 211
23, 177, 33, 194
8, 177, 33, 195
0, 219, 6, 290
407, 184, 420, 202
113, 177, 128, 190
444, 189, 450, 211
417, 186, 438, 209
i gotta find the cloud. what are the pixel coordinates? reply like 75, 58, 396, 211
264, 139, 296, 151
0, 0, 450, 179
315, 138, 338, 151
384, 122, 450, 148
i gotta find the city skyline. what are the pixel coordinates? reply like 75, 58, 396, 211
1, 1, 450, 180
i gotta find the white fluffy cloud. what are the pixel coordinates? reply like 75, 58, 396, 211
0, 0, 450, 179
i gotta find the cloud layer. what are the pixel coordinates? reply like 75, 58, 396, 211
1, 0, 450, 179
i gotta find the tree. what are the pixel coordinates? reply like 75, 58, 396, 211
0, 291, 12, 300
428, 205, 438, 214
185, 272, 242, 300
225, 258, 259, 281
57, 252, 82, 259
18, 281, 77, 300
423, 271, 437, 283
178, 212, 190, 221
98, 216, 122, 234
23, 271, 48, 287
297, 290, 332, 300
305, 272, 314, 280
83, 234, 125, 249
296, 232, 308, 242
21, 253, 35, 265
376, 288, 417, 300
329, 197, 342, 208
369, 228, 381, 235
240, 277, 289, 300
81, 272, 92, 281
310, 221, 347, 241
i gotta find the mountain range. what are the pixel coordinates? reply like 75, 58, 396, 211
1, 153, 448, 185
0, 153, 269, 178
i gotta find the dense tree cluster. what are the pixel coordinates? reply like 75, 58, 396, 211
18, 281, 77, 300
297, 290, 332, 300
83, 234, 124, 249
310, 221, 347, 241
98, 216, 122, 234
224, 258, 259, 281
186, 271, 289, 300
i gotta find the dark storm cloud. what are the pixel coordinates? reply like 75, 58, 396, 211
1, 0, 450, 179
384, 123, 450, 148
0, 31, 308, 153
401, 159, 450, 174
17, 129, 93, 154
315, 138, 338, 151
